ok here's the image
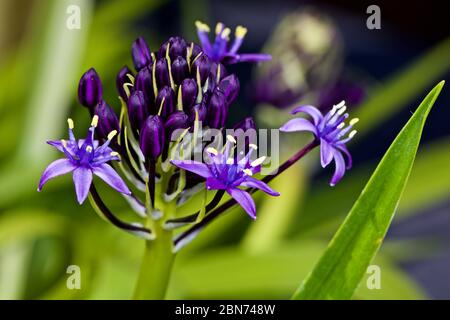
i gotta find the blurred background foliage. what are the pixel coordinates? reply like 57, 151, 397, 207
0, 0, 449, 299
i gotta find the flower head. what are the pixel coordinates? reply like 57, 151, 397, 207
195, 21, 271, 65
171, 135, 279, 219
280, 101, 357, 186
38, 116, 131, 203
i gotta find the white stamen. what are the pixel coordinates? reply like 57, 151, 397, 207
221, 28, 231, 39
349, 130, 357, 139
91, 115, 99, 127
336, 100, 346, 108
67, 118, 74, 129
61, 139, 67, 148
249, 144, 258, 150
337, 106, 347, 115
226, 135, 236, 144
243, 169, 253, 176
206, 147, 218, 155
250, 156, 266, 167
226, 158, 234, 165
107, 130, 117, 140
86, 146, 93, 152
337, 122, 345, 129
110, 151, 119, 157
350, 118, 359, 126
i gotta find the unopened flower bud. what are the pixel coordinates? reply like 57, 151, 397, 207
131, 37, 152, 71
139, 115, 165, 159
78, 68, 103, 110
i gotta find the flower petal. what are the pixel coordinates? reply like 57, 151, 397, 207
92, 163, 131, 195
225, 53, 272, 64
206, 177, 226, 190
240, 177, 280, 196
291, 105, 323, 125
320, 138, 334, 168
170, 160, 211, 178
72, 167, 93, 204
38, 159, 77, 191
336, 144, 353, 170
330, 149, 346, 187
279, 118, 318, 135
226, 188, 256, 219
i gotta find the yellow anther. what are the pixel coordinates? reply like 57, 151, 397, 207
215, 22, 224, 35
243, 169, 253, 176
249, 143, 258, 150
206, 147, 218, 155
250, 156, 266, 167
226, 135, 236, 144
67, 118, 74, 129
86, 146, 93, 152
226, 158, 234, 165
337, 122, 345, 129
221, 28, 231, 39
107, 130, 117, 140
91, 115, 99, 127
349, 130, 357, 138
110, 151, 119, 157
195, 20, 210, 32
235, 25, 248, 38
350, 118, 359, 126
61, 139, 67, 148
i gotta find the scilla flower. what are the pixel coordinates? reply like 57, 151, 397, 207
171, 135, 279, 219
38, 116, 131, 203
280, 101, 357, 186
195, 21, 271, 65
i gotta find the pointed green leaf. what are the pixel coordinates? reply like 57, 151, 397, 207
292, 81, 444, 300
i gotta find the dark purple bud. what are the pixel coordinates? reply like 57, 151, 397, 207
191, 54, 211, 85
94, 100, 120, 139
180, 79, 198, 109
155, 58, 170, 88
165, 111, 189, 138
209, 62, 228, 83
169, 37, 187, 59
155, 86, 175, 118
135, 66, 156, 114
78, 68, 103, 110
171, 57, 188, 85
218, 74, 240, 105
128, 91, 149, 132
233, 117, 256, 131
140, 115, 165, 159
116, 66, 133, 102
207, 91, 227, 128
131, 37, 152, 71
190, 43, 202, 59
189, 103, 207, 124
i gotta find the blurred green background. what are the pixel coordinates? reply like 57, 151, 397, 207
0, 0, 449, 299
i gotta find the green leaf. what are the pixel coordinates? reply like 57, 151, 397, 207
292, 81, 444, 300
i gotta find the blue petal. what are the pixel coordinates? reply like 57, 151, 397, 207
72, 167, 93, 204
206, 177, 227, 190
291, 105, 323, 125
170, 160, 212, 178
38, 159, 77, 191
92, 163, 131, 195
320, 138, 334, 168
330, 149, 346, 187
280, 118, 318, 135
226, 188, 256, 219
240, 177, 280, 196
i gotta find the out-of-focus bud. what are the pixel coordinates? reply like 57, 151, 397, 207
180, 79, 198, 109
155, 58, 170, 88
169, 37, 187, 59
155, 86, 175, 117
217, 74, 240, 105
190, 43, 202, 58
127, 91, 149, 132
94, 100, 120, 140
233, 116, 256, 131
191, 54, 211, 85
116, 66, 133, 102
171, 57, 188, 85
139, 115, 165, 160
165, 111, 189, 138
135, 66, 156, 114
131, 37, 152, 71
78, 68, 103, 110
207, 90, 227, 128
189, 103, 207, 125
253, 9, 343, 108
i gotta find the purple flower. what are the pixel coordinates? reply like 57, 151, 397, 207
195, 21, 271, 65
38, 116, 131, 204
280, 101, 358, 186
171, 135, 279, 219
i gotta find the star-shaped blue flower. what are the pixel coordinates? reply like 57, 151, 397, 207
195, 21, 271, 65
280, 101, 358, 186
171, 136, 279, 219
38, 116, 131, 203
